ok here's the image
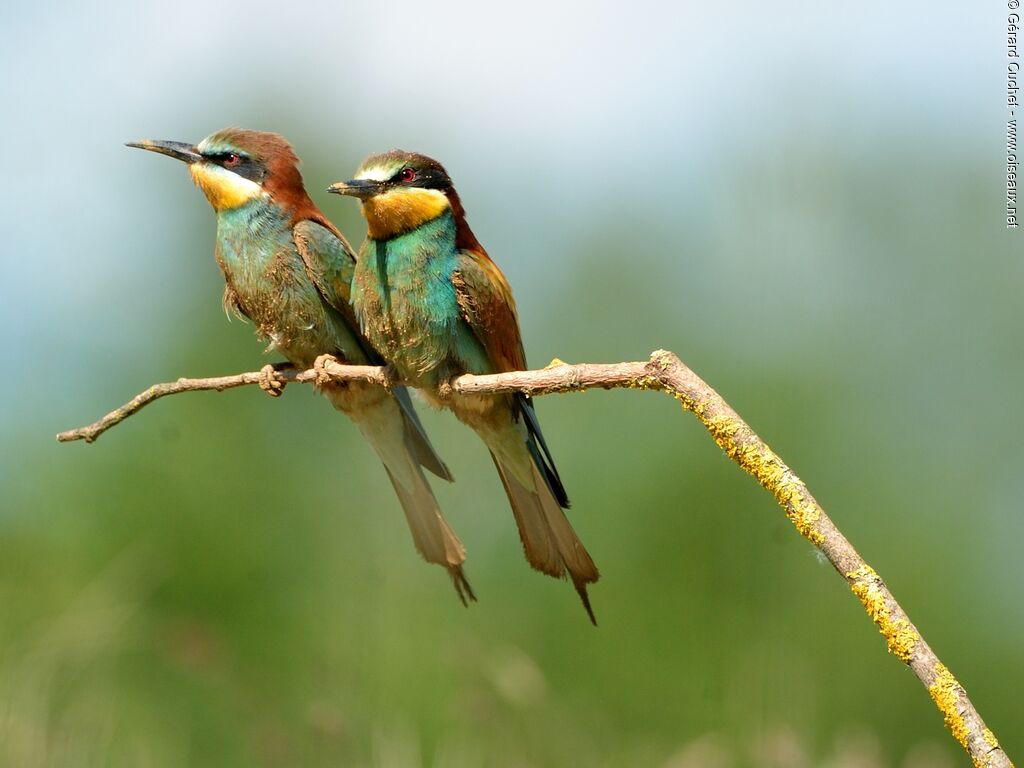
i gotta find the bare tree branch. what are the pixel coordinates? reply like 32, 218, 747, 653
55, 350, 1015, 767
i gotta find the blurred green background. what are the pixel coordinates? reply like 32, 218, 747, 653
1, 2, 1019, 766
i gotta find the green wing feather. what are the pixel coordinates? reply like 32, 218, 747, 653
292, 219, 368, 355
293, 218, 453, 482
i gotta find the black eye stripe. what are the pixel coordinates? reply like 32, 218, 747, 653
209, 152, 244, 165
389, 166, 450, 190
203, 151, 267, 184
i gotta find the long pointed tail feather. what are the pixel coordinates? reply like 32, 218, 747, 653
383, 465, 476, 605
323, 383, 473, 604
488, 431, 599, 624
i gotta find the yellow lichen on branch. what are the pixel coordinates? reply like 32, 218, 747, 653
672, 403, 824, 545
846, 565, 919, 663
929, 663, 972, 755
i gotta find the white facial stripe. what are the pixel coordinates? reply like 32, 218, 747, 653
354, 165, 394, 182
195, 137, 245, 157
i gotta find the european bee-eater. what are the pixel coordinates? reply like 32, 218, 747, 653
127, 130, 473, 603
328, 151, 599, 622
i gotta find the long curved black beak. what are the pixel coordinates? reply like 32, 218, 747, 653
327, 179, 384, 200
126, 139, 202, 164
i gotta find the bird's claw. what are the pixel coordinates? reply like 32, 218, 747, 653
258, 364, 286, 397
437, 377, 455, 401
313, 354, 339, 387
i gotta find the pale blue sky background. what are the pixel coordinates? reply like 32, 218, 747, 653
0, 1, 995, 378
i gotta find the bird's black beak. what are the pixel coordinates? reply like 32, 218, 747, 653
126, 139, 202, 164
327, 179, 384, 200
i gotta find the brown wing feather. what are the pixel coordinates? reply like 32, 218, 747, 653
453, 246, 527, 373
292, 220, 357, 319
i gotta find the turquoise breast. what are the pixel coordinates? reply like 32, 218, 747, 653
215, 201, 363, 367
353, 212, 466, 381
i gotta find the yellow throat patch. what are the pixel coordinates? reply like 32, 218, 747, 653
362, 188, 450, 240
189, 164, 265, 211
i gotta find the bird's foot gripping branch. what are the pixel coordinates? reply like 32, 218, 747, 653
56, 350, 1014, 768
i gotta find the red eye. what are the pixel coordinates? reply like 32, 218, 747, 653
223, 153, 241, 167
399, 167, 416, 182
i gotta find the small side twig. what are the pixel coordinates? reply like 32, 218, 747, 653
55, 351, 1015, 767
56, 363, 388, 443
